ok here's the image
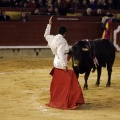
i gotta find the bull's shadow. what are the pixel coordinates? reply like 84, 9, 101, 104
68, 39, 116, 90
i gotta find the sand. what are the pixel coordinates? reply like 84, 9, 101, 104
0, 55, 120, 120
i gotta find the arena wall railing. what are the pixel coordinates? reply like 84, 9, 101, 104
0, 16, 120, 51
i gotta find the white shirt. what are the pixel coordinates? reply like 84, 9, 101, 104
44, 24, 69, 69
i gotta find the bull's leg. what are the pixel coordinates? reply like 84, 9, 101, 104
95, 66, 102, 86
84, 70, 91, 90
106, 62, 113, 87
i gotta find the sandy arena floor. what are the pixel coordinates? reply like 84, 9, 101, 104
0, 53, 120, 120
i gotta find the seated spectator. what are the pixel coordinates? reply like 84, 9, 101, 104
29, 0, 36, 8
94, 8, 105, 16
87, 0, 98, 9
56, 0, 75, 15
10, 0, 19, 7
54, 7, 60, 15
45, 5, 55, 15
20, 1, 30, 8
79, 0, 88, 9
32, 8, 41, 15
83, 8, 94, 16
62, 0, 75, 13
0, 10, 11, 21
36, 0, 45, 8
106, 0, 115, 10
97, 0, 107, 9
53, 0, 64, 15
45, 0, 53, 8
20, 12, 29, 22
72, 0, 80, 11
53, 0, 62, 8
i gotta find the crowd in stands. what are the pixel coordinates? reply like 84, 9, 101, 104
0, 0, 120, 9
0, 0, 120, 15
0, 0, 120, 21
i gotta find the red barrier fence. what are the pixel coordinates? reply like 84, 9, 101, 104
0, 16, 120, 50
0, 23, 102, 46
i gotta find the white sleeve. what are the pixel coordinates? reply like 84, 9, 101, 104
44, 24, 54, 44
44, 24, 52, 41
57, 42, 67, 67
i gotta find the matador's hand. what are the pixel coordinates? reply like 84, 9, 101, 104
49, 16, 53, 25
64, 66, 68, 71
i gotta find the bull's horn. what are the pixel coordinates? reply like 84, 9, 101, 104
73, 60, 79, 66
82, 48, 89, 51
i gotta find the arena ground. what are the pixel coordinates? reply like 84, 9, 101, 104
0, 52, 120, 120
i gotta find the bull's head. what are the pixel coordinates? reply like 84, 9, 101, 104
71, 40, 91, 67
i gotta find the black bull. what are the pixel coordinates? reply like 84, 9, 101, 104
68, 39, 116, 90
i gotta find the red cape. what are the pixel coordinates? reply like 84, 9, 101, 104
46, 68, 85, 110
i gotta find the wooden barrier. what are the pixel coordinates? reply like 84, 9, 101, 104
0, 16, 120, 50
0, 16, 103, 47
